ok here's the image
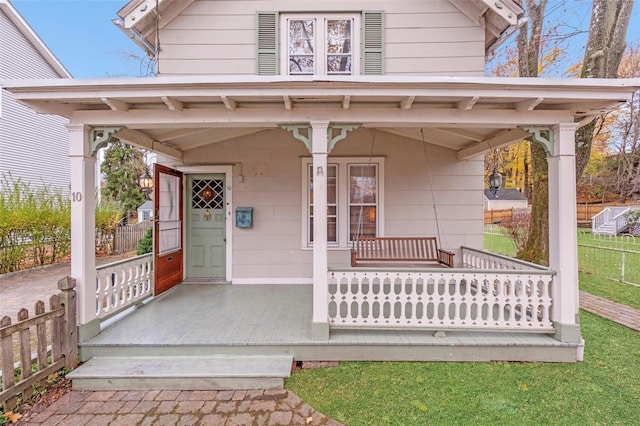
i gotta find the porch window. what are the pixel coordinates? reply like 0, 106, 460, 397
303, 158, 384, 248
349, 164, 377, 240
308, 164, 338, 244
283, 14, 358, 76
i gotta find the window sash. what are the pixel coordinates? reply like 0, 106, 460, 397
308, 164, 338, 244
284, 14, 356, 76
348, 164, 377, 241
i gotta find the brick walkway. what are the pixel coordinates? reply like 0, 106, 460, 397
580, 291, 640, 331
18, 389, 344, 425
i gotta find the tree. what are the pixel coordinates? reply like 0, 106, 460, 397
517, 0, 634, 265
100, 141, 147, 219
517, 0, 550, 265
575, 0, 634, 180
609, 47, 640, 202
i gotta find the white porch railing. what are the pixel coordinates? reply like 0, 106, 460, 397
95, 254, 153, 320
461, 246, 549, 270
328, 250, 554, 331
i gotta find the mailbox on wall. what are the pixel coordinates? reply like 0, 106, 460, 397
235, 207, 253, 228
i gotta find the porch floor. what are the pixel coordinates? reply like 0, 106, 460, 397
80, 284, 581, 363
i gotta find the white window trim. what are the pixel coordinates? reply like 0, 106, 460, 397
281, 13, 361, 77
301, 157, 385, 249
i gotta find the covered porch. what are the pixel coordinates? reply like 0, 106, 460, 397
5, 76, 640, 373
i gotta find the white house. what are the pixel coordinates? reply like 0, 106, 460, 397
0, 0, 71, 192
5, 0, 640, 390
484, 188, 529, 211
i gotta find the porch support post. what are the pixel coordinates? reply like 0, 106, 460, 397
547, 122, 581, 343
310, 121, 330, 340
67, 124, 99, 343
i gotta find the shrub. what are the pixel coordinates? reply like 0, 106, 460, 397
137, 227, 153, 255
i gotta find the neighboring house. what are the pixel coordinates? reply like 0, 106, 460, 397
484, 188, 528, 211
136, 199, 153, 222
5, 0, 640, 389
0, 0, 71, 192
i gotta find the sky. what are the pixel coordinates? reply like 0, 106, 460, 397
12, 0, 149, 78
9, 0, 640, 79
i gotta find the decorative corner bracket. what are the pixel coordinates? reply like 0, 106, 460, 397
89, 127, 123, 156
521, 126, 554, 156
328, 124, 360, 153
281, 123, 361, 153
280, 124, 311, 152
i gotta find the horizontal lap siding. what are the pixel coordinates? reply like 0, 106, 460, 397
0, 10, 70, 193
182, 127, 483, 278
158, 0, 484, 76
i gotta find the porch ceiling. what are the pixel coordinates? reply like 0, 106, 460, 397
5, 76, 639, 159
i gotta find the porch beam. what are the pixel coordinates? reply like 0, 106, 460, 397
156, 128, 207, 142
457, 128, 530, 160
432, 127, 485, 142
378, 128, 455, 151
67, 124, 98, 341
548, 122, 581, 343
72, 108, 574, 127
112, 128, 183, 161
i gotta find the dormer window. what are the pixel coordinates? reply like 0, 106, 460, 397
284, 15, 357, 76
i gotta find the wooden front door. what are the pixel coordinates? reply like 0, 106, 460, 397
154, 164, 184, 295
186, 174, 226, 279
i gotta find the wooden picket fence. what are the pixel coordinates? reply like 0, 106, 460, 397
485, 203, 637, 226
114, 220, 152, 254
0, 277, 77, 410
484, 208, 517, 224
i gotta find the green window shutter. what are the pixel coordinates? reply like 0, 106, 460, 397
257, 12, 279, 75
362, 11, 384, 75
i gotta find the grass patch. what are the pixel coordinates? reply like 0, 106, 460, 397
579, 274, 640, 310
286, 312, 640, 425
483, 232, 517, 257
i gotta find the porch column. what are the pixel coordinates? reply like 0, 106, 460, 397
67, 124, 98, 342
547, 122, 581, 343
311, 121, 330, 340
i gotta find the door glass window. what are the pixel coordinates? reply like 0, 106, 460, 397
191, 179, 224, 209
158, 172, 181, 255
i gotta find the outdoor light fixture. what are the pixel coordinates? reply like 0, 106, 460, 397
139, 169, 153, 193
488, 168, 502, 196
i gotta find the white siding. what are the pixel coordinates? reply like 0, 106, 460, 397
183, 128, 483, 280
158, 0, 485, 76
0, 8, 70, 192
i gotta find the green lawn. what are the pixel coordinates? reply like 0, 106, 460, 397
286, 232, 640, 425
286, 311, 640, 425
484, 229, 640, 308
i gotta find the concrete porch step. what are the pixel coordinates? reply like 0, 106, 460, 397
67, 355, 293, 391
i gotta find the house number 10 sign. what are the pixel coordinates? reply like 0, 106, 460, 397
72, 192, 83, 202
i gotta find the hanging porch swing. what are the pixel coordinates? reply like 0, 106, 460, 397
349, 129, 455, 268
